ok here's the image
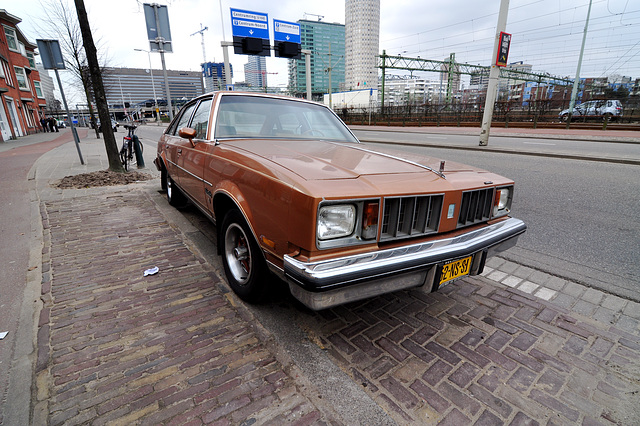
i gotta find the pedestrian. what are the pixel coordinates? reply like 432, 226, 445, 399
48, 117, 58, 132
41, 117, 48, 132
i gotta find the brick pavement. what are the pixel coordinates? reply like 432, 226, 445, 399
298, 275, 640, 424
35, 189, 340, 425
27, 129, 640, 425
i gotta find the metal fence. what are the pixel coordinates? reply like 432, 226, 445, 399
338, 99, 640, 129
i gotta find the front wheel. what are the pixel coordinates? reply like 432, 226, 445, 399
165, 172, 188, 208
120, 143, 130, 171
221, 209, 268, 303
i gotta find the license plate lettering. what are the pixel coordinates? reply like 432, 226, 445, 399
439, 256, 472, 287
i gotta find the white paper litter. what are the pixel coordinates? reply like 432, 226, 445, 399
0, 331, 8, 340
143, 266, 159, 276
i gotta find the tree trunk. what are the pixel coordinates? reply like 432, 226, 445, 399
73, 0, 123, 172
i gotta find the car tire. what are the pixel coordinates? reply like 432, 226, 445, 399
560, 114, 569, 122
603, 113, 613, 122
221, 209, 268, 303
160, 162, 168, 192
165, 173, 188, 208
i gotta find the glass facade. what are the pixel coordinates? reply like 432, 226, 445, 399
289, 20, 345, 96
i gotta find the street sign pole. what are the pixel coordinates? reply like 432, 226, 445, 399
37, 39, 84, 164
221, 41, 233, 89
152, 4, 173, 120
479, 0, 510, 146
54, 68, 84, 165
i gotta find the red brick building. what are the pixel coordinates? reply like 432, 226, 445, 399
1, 9, 47, 141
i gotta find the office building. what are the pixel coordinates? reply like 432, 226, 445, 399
244, 56, 267, 89
345, 0, 380, 90
288, 19, 345, 98
102, 67, 204, 112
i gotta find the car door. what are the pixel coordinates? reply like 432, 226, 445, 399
164, 101, 198, 188
179, 97, 213, 210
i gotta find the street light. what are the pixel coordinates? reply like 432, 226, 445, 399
134, 48, 159, 124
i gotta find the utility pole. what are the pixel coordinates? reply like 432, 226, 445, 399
219, 0, 232, 89
479, 0, 510, 146
317, 43, 343, 109
73, 0, 123, 172
566, 0, 593, 128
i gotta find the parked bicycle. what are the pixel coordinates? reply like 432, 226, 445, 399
120, 124, 144, 170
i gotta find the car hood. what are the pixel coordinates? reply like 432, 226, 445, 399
224, 139, 482, 181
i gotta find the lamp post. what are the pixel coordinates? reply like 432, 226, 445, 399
135, 48, 159, 124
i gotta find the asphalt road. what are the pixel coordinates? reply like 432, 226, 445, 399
135, 125, 640, 300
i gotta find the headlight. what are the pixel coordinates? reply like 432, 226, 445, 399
493, 187, 512, 217
317, 205, 356, 240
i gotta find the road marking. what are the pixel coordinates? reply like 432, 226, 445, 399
522, 141, 556, 146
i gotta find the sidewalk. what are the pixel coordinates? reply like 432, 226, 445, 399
16, 128, 640, 424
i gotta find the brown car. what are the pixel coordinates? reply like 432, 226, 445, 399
154, 92, 526, 310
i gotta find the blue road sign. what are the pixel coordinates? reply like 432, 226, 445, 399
273, 20, 300, 44
230, 9, 269, 40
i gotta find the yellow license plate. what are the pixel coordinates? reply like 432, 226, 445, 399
439, 256, 472, 287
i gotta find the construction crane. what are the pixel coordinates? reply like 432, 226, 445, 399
303, 13, 324, 21
190, 23, 208, 64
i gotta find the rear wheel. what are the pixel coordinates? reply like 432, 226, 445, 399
221, 209, 268, 303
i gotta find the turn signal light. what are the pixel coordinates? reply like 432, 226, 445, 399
362, 201, 379, 240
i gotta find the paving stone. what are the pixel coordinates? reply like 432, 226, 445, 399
517, 281, 539, 294
622, 301, 640, 319
563, 282, 586, 298
511, 265, 535, 280
502, 276, 523, 288
487, 270, 508, 282
549, 293, 577, 310
601, 294, 628, 312
534, 287, 557, 301
572, 300, 598, 316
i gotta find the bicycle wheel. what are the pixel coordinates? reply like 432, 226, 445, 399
120, 141, 130, 171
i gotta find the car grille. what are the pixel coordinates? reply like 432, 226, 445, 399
458, 188, 494, 227
380, 195, 443, 241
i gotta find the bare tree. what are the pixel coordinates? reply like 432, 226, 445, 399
73, 0, 123, 172
36, 0, 107, 139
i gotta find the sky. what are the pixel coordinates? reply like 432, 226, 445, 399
7, 0, 640, 104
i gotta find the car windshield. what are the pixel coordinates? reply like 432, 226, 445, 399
214, 95, 359, 143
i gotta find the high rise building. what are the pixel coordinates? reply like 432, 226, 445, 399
244, 56, 267, 89
288, 19, 345, 98
345, 0, 380, 90
202, 62, 233, 92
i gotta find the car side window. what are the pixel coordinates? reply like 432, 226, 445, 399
190, 98, 212, 140
173, 103, 197, 136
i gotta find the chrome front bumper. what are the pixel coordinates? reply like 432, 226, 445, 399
284, 217, 526, 310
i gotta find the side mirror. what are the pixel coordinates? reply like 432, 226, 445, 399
179, 127, 197, 147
